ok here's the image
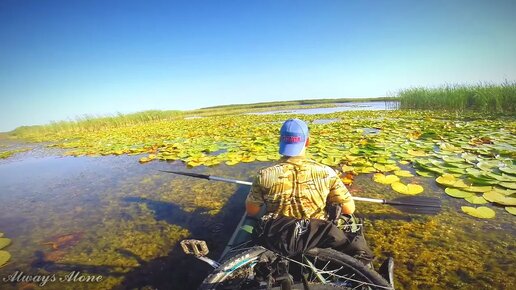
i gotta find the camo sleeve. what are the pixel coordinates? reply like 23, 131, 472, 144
327, 170, 352, 205
246, 174, 265, 206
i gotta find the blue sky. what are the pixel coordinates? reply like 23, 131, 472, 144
1, 0, 515, 132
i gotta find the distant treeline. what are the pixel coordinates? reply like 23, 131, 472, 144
397, 82, 515, 113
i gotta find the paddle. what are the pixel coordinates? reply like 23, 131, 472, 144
157, 170, 442, 215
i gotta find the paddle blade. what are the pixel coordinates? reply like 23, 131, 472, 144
387, 196, 442, 215
157, 170, 210, 180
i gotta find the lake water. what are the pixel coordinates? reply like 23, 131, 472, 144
252, 101, 398, 115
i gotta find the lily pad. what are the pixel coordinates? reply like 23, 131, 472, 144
499, 182, 516, 190
499, 166, 516, 175
442, 156, 464, 163
506, 207, 516, 215
0, 250, 10, 268
394, 170, 414, 177
416, 170, 434, 177
407, 149, 428, 157
493, 187, 516, 196
464, 195, 489, 205
373, 163, 399, 172
373, 173, 400, 185
436, 174, 469, 188
461, 206, 495, 219
0, 238, 11, 250
445, 188, 474, 198
483, 191, 516, 205
391, 182, 424, 195
462, 186, 492, 193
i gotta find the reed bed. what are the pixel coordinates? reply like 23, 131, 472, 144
397, 82, 515, 113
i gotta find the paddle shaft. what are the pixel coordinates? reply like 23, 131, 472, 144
157, 170, 440, 208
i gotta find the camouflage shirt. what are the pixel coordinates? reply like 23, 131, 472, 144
246, 155, 352, 220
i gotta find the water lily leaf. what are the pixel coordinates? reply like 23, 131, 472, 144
391, 182, 423, 195
398, 160, 410, 165
373, 173, 400, 185
485, 172, 516, 182
462, 186, 492, 193
493, 187, 516, 196
499, 166, 516, 175
407, 149, 428, 157
442, 156, 464, 163
461, 153, 479, 163
225, 160, 239, 166
499, 182, 516, 190
373, 163, 399, 172
482, 191, 516, 205
394, 170, 414, 177
461, 206, 495, 219
0, 251, 10, 268
506, 207, 516, 215
445, 167, 467, 174
0, 238, 11, 250
466, 175, 499, 185
256, 155, 269, 162
464, 195, 489, 205
416, 170, 433, 177
436, 174, 468, 188
440, 143, 463, 153
357, 166, 376, 174
341, 165, 355, 172
445, 188, 474, 198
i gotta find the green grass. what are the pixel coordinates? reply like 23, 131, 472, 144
397, 82, 516, 113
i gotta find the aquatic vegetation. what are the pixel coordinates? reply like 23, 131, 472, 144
461, 206, 496, 219
0, 233, 11, 268
42, 232, 83, 250
0, 148, 30, 159
5, 109, 515, 219
372, 173, 399, 184
445, 188, 474, 198
391, 182, 424, 195
397, 82, 516, 113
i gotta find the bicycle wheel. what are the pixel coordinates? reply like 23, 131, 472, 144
200, 246, 392, 290
199, 246, 271, 290
298, 247, 392, 289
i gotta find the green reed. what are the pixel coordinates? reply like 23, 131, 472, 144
397, 82, 515, 113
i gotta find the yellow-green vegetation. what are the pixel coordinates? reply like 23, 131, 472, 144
0, 233, 12, 268
8, 109, 516, 219
397, 82, 516, 113
8, 98, 393, 139
0, 148, 30, 159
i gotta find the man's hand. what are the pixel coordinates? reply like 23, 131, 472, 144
246, 202, 261, 217
341, 199, 355, 215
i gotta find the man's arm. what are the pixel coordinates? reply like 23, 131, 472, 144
245, 175, 265, 217
327, 170, 355, 214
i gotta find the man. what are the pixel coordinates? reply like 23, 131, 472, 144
245, 118, 374, 264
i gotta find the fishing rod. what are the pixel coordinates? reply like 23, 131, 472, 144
157, 170, 442, 215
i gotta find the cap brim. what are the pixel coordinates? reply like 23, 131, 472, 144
279, 142, 304, 156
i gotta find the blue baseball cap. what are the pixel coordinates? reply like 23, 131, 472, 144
279, 119, 309, 156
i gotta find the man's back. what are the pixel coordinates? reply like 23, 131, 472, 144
246, 155, 352, 220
